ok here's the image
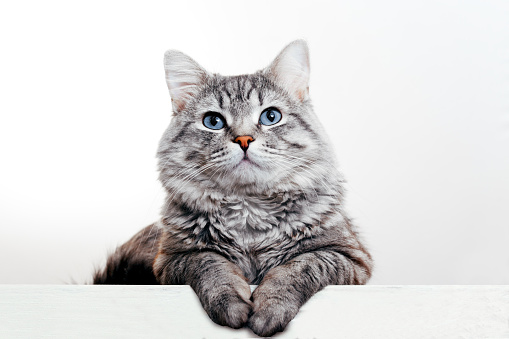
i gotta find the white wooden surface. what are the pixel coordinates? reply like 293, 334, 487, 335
0, 285, 508, 338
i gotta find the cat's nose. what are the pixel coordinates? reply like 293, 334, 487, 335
234, 135, 254, 152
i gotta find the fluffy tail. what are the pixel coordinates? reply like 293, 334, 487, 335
93, 224, 162, 284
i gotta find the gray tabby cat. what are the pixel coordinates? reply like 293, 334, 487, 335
94, 40, 373, 336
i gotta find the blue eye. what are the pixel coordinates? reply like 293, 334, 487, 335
259, 107, 282, 126
203, 112, 226, 130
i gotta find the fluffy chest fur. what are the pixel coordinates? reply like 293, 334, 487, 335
164, 189, 342, 283
220, 195, 285, 244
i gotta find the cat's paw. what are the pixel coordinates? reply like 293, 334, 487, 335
207, 291, 252, 329
202, 279, 252, 329
247, 288, 299, 337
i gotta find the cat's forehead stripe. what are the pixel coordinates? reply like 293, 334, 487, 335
217, 91, 224, 109
209, 74, 270, 109
258, 90, 263, 107
246, 85, 254, 102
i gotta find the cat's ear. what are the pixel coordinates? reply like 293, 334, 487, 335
164, 50, 209, 113
265, 40, 310, 102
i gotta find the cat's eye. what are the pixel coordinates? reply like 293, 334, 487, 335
259, 107, 282, 126
203, 112, 226, 130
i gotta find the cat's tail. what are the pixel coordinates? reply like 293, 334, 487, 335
93, 223, 162, 285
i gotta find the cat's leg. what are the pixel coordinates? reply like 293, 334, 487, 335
153, 251, 252, 329
248, 249, 372, 337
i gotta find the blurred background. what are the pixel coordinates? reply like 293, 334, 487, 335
0, 0, 508, 284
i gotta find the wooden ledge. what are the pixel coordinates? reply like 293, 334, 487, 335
1, 285, 508, 338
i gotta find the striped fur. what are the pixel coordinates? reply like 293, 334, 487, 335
94, 40, 373, 336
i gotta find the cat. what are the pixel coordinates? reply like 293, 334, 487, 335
93, 40, 373, 337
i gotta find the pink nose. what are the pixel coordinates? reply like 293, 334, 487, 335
234, 135, 254, 151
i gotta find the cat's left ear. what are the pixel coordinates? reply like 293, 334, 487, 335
164, 50, 209, 113
265, 40, 310, 102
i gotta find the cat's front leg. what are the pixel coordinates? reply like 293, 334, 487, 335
154, 251, 252, 329
248, 249, 371, 337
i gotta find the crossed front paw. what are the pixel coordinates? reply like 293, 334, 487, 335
207, 291, 253, 329
202, 279, 253, 329
202, 281, 300, 336
247, 286, 300, 337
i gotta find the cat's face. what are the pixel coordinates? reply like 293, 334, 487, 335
158, 41, 334, 195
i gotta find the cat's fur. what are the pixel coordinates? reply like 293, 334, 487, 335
93, 40, 373, 336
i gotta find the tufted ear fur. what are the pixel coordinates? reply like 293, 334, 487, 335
164, 50, 209, 113
265, 40, 310, 102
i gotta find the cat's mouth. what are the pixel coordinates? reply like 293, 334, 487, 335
240, 156, 252, 165
234, 153, 260, 169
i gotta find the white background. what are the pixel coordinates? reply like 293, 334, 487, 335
0, 1, 507, 284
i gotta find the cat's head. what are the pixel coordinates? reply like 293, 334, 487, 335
158, 40, 337, 196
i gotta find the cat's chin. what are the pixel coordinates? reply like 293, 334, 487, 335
218, 159, 272, 189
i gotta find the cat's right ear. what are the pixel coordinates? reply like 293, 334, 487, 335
265, 40, 310, 102
164, 50, 209, 113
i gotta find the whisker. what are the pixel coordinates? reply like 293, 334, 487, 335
260, 146, 341, 189
160, 162, 217, 217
